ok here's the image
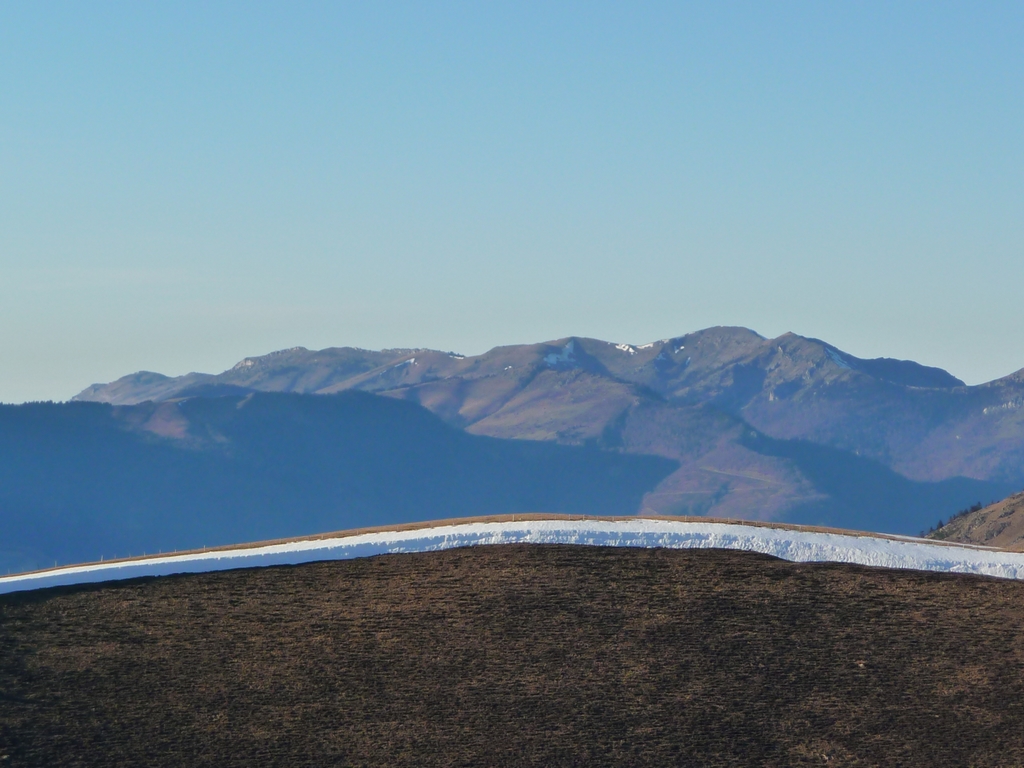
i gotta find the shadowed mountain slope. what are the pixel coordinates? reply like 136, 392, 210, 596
738, 432, 1009, 534
0, 393, 675, 574
4, 545, 1024, 767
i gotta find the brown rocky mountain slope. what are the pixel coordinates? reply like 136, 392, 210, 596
4, 545, 1024, 767
72, 327, 1024, 526
930, 491, 1024, 550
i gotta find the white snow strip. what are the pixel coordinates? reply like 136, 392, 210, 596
3, 520, 1024, 595
825, 348, 853, 370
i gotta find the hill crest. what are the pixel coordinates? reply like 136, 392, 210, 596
931, 491, 1024, 550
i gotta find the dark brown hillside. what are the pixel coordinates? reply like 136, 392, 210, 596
3, 546, 1024, 767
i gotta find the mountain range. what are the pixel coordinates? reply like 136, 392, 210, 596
73, 326, 1024, 531
4, 325, 1021, 573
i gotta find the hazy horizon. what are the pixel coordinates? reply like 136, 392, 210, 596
3, 3, 1022, 403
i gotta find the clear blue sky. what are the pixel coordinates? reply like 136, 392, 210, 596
2, 2, 1022, 402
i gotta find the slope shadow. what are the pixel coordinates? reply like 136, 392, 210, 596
743, 432, 1014, 534
0, 392, 677, 573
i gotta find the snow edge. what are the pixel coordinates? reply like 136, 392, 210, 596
4, 519, 1024, 595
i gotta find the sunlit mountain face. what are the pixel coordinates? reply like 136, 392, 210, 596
71, 326, 1024, 527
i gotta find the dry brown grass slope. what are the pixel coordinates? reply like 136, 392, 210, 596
931, 491, 1024, 550
4, 545, 1024, 767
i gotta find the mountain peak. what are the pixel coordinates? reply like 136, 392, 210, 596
72, 327, 978, 409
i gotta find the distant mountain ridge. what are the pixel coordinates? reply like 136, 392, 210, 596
68, 327, 1024, 534
74, 325, 1024, 462
74, 329, 972, 407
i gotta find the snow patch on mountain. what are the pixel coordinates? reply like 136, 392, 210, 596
544, 340, 576, 367
983, 398, 1024, 415
825, 348, 854, 370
